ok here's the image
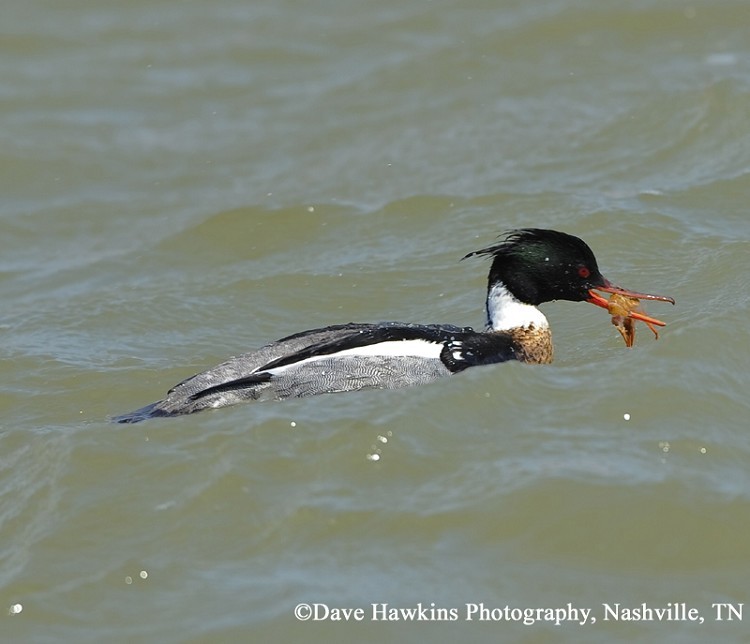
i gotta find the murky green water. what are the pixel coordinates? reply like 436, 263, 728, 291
2, 1, 749, 642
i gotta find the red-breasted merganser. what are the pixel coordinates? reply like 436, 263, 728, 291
114, 228, 674, 423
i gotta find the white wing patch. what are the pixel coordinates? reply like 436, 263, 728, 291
332, 339, 443, 359
265, 339, 443, 376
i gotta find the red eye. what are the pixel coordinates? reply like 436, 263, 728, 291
578, 266, 591, 279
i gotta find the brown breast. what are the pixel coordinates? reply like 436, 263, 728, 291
508, 325, 554, 364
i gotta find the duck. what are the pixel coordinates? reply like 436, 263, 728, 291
113, 228, 674, 423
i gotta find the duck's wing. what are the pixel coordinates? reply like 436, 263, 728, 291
111, 323, 373, 422
165, 322, 381, 399
176, 322, 469, 400
112, 322, 519, 423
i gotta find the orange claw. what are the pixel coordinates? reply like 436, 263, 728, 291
587, 288, 674, 347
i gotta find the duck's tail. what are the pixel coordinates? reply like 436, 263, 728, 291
111, 401, 172, 424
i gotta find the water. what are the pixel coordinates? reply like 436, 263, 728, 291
2, 0, 749, 642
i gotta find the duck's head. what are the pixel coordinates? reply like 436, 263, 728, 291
464, 228, 675, 316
